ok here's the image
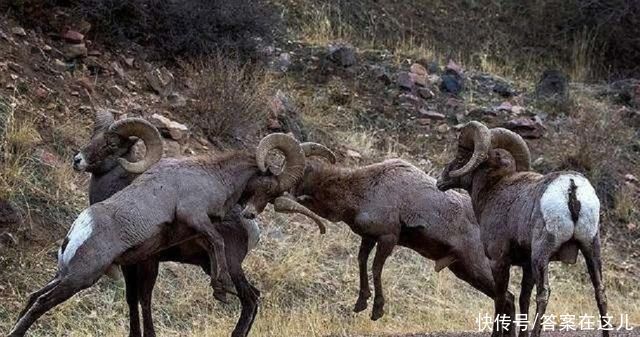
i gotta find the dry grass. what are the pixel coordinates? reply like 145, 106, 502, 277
0, 95, 84, 233
2, 2, 640, 336
1, 207, 639, 337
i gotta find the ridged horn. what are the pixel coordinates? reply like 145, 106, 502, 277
273, 196, 327, 234
489, 128, 531, 172
93, 109, 115, 134
449, 121, 491, 178
256, 133, 305, 192
108, 118, 163, 173
301, 142, 336, 163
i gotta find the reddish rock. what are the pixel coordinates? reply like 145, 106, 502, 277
35, 87, 49, 99
503, 115, 546, 139
35, 149, 60, 167
62, 30, 84, 43
446, 60, 463, 74
410, 63, 428, 76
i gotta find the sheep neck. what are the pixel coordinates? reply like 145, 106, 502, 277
301, 162, 365, 223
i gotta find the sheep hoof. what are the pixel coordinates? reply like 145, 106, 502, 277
213, 289, 230, 304
353, 298, 368, 313
370, 307, 384, 321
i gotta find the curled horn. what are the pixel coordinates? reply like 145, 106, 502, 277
301, 142, 336, 163
256, 133, 305, 192
273, 196, 327, 234
93, 109, 115, 134
108, 118, 163, 173
449, 121, 491, 178
490, 128, 531, 172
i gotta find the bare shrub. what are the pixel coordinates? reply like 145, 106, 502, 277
182, 56, 271, 148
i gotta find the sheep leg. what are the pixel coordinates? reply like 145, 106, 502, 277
123, 265, 142, 337
579, 235, 609, 337
354, 236, 376, 313
222, 229, 259, 337
530, 241, 554, 337
447, 255, 515, 337
138, 260, 160, 337
181, 214, 234, 299
17, 277, 60, 318
370, 234, 397, 321
518, 264, 534, 337
491, 259, 513, 337
8, 277, 87, 337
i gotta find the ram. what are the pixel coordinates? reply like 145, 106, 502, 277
242, 143, 515, 337
9, 131, 322, 337
72, 110, 261, 337
437, 121, 608, 337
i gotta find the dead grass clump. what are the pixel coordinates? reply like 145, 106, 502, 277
182, 56, 272, 149
0, 95, 83, 237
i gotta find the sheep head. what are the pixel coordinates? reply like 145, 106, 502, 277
73, 109, 164, 174
437, 121, 531, 191
240, 137, 334, 234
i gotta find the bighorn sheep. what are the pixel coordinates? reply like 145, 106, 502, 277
242, 143, 515, 336
9, 131, 324, 337
72, 110, 261, 337
437, 121, 608, 337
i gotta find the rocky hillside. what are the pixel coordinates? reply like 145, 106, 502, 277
0, 2, 639, 336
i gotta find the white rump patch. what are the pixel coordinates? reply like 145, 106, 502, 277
243, 219, 261, 251
61, 209, 94, 265
539, 174, 600, 243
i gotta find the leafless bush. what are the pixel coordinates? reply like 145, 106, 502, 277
182, 56, 271, 148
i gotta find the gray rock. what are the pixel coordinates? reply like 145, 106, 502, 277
493, 82, 516, 98
397, 72, 414, 90
440, 69, 464, 95
535, 69, 569, 103
11, 27, 26, 37
65, 43, 88, 59
167, 92, 187, 107
372, 66, 392, 85
145, 67, 175, 98
150, 113, 189, 141
417, 87, 435, 100
419, 109, 446, 120
328, 43, 356, 68
272, 52, 292, 73
427, 61, 441, 74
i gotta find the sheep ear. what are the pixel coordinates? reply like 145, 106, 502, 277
434, 255, 456, 272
